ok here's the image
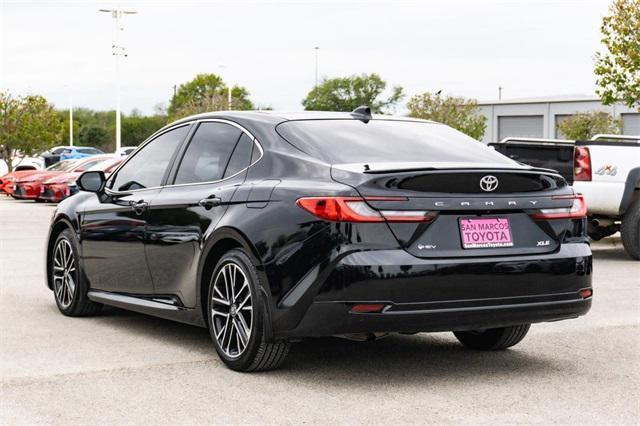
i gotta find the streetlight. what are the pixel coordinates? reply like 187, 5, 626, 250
99, 7, 137, 151
64, 84, 73, 146
69, 92, 73, 147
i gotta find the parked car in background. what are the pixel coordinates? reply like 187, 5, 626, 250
41, 146, 72, 167
40, 156, 123, 202
1, 160, 76, 196
14, 155, 113, 201
0, 155, 45, 176
114, 146, 138, 156
490, 134, 640, 259
59, 146, 104, 161
46, 110, 592, 372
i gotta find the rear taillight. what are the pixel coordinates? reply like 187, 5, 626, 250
529, 195, 587, 220
296, 196, 434, 223
574, 147, 592, 181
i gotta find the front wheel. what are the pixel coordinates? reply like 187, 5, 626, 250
50, 229, 102, 316
206, 249, 290, 372
453, 324, 530, 350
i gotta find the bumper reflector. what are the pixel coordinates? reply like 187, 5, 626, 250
350, 303, 386, 313
579, 289, 593, 299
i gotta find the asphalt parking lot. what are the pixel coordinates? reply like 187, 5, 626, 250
1, 196, 638, 424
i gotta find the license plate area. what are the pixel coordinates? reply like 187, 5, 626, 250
459, 217, 513, 249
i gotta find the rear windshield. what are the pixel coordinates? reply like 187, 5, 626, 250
46, 160, 76, 171
276, 119, 515, 165
78, 148, 103, 154
88, 158, 121, 172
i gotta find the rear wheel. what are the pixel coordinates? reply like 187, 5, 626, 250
51, 229, 102, 316
621, 198, 640, 260
206, 249, 289, 371
454, 324, 530, 350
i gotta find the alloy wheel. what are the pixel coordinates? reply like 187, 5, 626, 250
211, 262, 253, 358
53, 239, 76, 309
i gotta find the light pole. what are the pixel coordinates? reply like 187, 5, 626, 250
65, 84, 73, 146
314, 46, 319, 87
69, 92, 73, 146
99, 7, 137, 151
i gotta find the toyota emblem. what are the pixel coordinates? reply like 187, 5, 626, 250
479, 175, 499, 192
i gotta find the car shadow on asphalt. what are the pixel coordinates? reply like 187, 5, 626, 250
591, 248, 635, 262
93, 306, 559, 383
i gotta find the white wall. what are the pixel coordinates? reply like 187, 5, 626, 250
478, 99, 639, 143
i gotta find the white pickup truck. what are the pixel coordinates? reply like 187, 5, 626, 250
490, 134, 640, 260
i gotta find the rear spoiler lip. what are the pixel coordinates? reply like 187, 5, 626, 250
331, 162, 561, 177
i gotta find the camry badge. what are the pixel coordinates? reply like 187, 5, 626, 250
479, 175, 499, 192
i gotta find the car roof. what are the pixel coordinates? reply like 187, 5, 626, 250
169, 110, 436, 126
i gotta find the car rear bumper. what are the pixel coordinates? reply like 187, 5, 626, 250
273, 243, 592, 338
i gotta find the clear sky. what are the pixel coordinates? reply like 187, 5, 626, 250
1, 0, 612, 114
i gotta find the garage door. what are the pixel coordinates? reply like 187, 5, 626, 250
498, 115, 544, 140
622, 113, 640, 135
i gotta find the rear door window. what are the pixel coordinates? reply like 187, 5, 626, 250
174, 122, 243, 185
223, 133, 254, 179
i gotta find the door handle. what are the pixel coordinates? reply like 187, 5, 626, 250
198, 196, 222, 210
130, 200, 148, 215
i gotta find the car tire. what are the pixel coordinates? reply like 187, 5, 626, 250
51, 229, 102, 316
621, 198, 640, 260
453, 324, 530, 350
206, 249, 290, 372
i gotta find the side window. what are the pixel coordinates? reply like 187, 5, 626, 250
110, 126, 188, 191
224, 133, 254, 178
53, 148, 66, 155
174, 122, 242, 185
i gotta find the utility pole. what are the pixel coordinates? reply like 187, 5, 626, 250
314, 46, 319, 87
498, 85, 503, 100
99, 7, 137, 151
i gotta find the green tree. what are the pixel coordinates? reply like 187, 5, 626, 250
168, 73, 254, 121
0, 92, 63, 171
556, 111, 621, 140
302, 73, 404, 113
121, 114, 167, 146
406, 92, 487, 140
58, 108, 116, 150
594, 0, 640, 109
78, 126, 111, 148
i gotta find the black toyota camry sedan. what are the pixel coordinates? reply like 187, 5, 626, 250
45, 108, 592, 371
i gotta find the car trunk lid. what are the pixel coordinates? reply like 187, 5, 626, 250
331, 163, 576, 258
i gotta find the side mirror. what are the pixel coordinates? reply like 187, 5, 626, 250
77, 171, 106, 193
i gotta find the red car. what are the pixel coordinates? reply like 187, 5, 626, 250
13, 156, 114, 201
1, 160, 77, 197
40, 157, 123, 202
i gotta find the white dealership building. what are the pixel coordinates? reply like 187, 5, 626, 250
477, 95, 639, 143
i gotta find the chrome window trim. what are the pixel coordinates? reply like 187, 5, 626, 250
104, 118, 264, 196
